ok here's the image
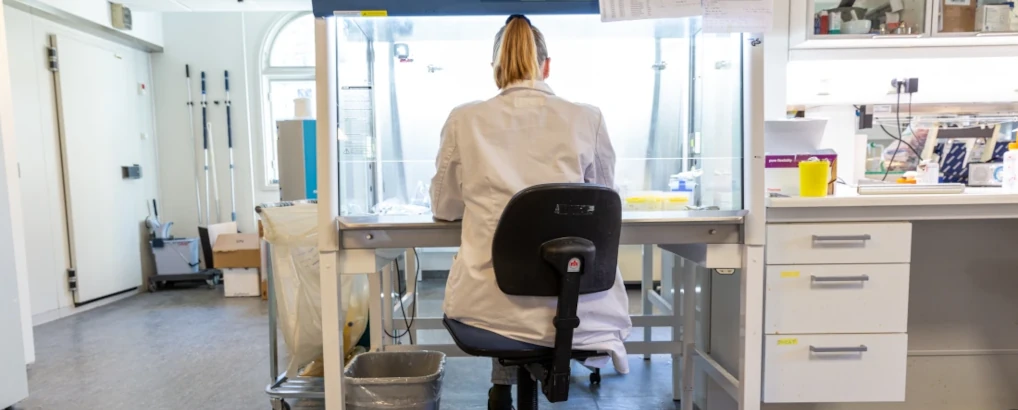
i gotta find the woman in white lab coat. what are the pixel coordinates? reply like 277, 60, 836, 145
430, 14, 633, 409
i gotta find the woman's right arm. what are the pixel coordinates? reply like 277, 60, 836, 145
586, 110, 617, 189
430, 114, 465, 221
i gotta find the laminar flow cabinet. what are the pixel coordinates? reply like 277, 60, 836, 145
307, 1, 768, 409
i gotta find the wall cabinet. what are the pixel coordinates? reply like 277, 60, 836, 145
791, 0, 1018, 53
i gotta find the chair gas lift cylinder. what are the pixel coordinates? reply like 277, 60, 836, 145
309, 0, 767, 409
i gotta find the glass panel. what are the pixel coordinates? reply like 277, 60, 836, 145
691, 28, 744, 210
811, 0, 926, 36
270, 14, 316, 67
939, 0, 1018, 34
333, 15, 744, 216
268, 80, 316, 184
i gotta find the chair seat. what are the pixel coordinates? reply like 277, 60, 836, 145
443, 316, 601, 361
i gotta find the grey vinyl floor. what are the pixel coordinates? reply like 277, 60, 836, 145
14, 280, 682, 410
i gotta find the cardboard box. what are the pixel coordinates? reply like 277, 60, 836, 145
224, 268, 261, 297
213, 233, 261, 269
765, 150, 839, 197
941, 0, 976, 32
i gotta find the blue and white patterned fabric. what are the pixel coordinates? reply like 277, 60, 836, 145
993, 141, 1009, 161
935, 142, 968, 184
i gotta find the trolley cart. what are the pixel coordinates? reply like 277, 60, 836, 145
259, 202, 326, 410
147, 270, 220, 292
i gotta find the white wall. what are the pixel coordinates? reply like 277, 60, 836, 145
5, 5, 161, 326
787, 57, 1018, 106
26, 0, 164, 45
153, 12, 284, 236
0, 3, 33, 365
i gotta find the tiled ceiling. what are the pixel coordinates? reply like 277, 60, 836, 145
118, 0, 312, 12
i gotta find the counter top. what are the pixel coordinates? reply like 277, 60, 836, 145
767, 186, 1018, 223
337, 210, 747, 249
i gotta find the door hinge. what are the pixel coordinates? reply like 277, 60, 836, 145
67, 268, 77, 291
47, 46, 58, 72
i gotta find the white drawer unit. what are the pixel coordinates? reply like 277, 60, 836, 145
766, 223, 912, 265
765, 264, 910, 334
763, 333, 908, 403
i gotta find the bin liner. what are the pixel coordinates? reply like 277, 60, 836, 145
345, 351, 446, 410
260, 204, 370, 377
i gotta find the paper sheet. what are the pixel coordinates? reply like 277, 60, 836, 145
703, 0, 773, 33
600, 0, 703, 22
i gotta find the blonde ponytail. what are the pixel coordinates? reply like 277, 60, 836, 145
493, 15, 548, 89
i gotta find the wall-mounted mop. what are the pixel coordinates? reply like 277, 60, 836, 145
207, 122, 223, 224
224, 71, 237, 222
185, 65, 204, 227
200, 71, 213, 224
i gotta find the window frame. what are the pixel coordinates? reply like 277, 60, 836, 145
259, 12, 315, 191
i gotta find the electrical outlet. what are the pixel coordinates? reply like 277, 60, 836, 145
890, 77, 919, 94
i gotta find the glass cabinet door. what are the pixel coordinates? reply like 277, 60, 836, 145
935, 0, 1018, 36
809, 0, 929, 38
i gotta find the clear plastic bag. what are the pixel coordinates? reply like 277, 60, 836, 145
260, 204, 370, 377
881, 125, 929, 172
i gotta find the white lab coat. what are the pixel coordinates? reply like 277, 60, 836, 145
430, 80, 633, 374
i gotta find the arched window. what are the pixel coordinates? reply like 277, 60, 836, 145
261, 13, 315, 187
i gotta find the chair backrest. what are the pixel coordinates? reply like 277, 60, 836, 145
491, 183, 621, 297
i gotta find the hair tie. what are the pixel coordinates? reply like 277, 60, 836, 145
506, 14, 531, 25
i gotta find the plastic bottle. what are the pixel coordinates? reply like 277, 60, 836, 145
829, 11, 842, 34
819, 11, 830, 34
1003, 142, 1018, 192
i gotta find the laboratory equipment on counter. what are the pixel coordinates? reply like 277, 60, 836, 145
968, 162, 1004, 187
798, 158, 831, 197
277, 119, 318, 201
1003, 142, 1018, 192
916, 160, 939, 184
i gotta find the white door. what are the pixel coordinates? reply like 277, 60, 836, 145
52, 34, 143, 304
0, 125, 28, 406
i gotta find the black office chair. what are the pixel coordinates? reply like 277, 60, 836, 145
443, 183, 622, 410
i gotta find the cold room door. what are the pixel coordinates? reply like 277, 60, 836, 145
50, 34, 143, 304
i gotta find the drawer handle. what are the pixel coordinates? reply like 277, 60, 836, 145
811, 234, 872, 243
810, 275, 870, 283
810, 345, 868, 354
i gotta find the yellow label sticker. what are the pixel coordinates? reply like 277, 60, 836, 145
780, 271, 800, 278
335, 10, 388, 17
777, 338, 798, 346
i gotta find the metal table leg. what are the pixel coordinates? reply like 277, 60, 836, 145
642, 244, 654, 360
681, 259, 697, 409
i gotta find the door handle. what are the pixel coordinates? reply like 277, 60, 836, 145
811, 275, 870, 283
810, 345, 868, 353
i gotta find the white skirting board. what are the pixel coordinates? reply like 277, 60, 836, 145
32, 289, 141, 327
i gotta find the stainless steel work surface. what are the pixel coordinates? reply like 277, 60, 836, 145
338, 210, 746, 249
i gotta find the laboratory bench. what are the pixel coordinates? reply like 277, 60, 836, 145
323, 210, 750, 410
757, 188, 1018, 409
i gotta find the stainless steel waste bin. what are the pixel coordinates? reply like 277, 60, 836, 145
344, 351, 445, 410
